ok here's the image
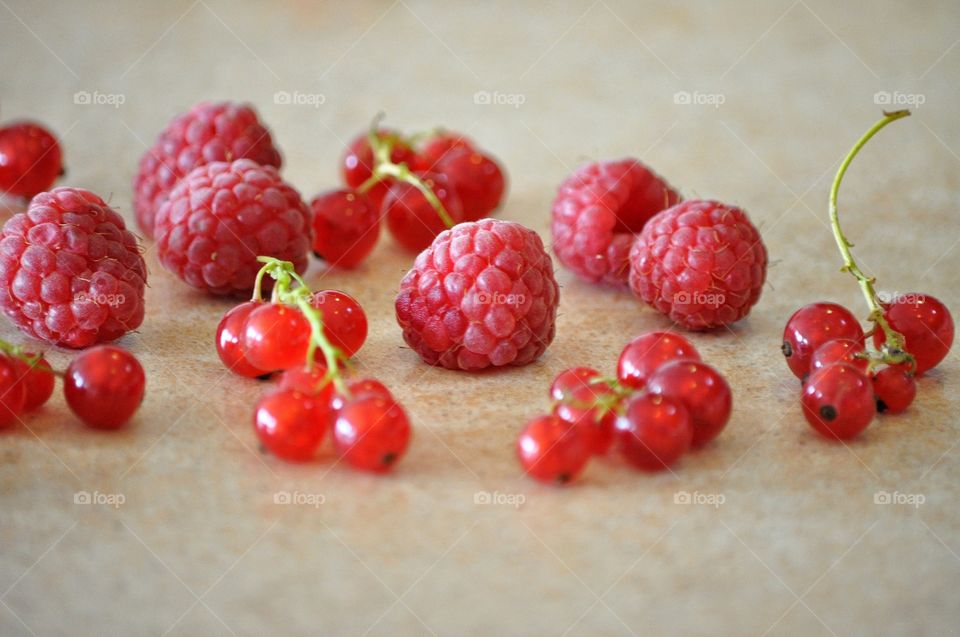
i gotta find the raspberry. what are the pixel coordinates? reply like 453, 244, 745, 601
395, 219, 559, 370
133, 101, 282, 238
628, 199, 767, 330
551, 158, 680, 287
155, 159, 310, 296
0, 188, 146, 348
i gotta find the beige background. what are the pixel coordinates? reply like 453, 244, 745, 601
1, 1, 958, 635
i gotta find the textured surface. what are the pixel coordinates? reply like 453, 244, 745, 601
1, 1, 959, 635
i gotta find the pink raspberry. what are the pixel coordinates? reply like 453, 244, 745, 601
628, 199, 767, 330
395, 219, 559, 370
155, 159, 311, 296
0, 188, 146, 348
133, 101, 282, 238
551, 158, 680, 287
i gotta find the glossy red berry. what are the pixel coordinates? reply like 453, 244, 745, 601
216, 301, 269, 378
617, 332, 700, 389
809, 339, 868, 375
309, 290, 367, 358
435, 146, 505, 221
874, 293, 953, 375
63, 346, 145, 429
415, 133, 474, 169
242, 303, 311, 372
330, 378, 394, 412
333, 395, 411, 472
0, 122, 63, 198
342, 129, 416, 210
549, 367, 600, 401
615, 393, 693, 471
553, 383, 617, 455
13, 354, 55, 411
277, 364, 332, 399
646, 360, 731, 447
384, 171, 465, 253
801, 363, 875, 440
517, 414, 591, 484
0, 355, 27, 428
872, 367, 916, 414
254, 389, 329, 461
311, 189, 380, 269
782, 302, 864, 379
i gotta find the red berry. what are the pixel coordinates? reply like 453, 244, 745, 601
133, 101, 282, 237
874, 293, 953, 375
549, 367, 600, 401
395, 219, 560, 370
629, 199, 768, 330
342, 129, 417, 210
329, 378, 393, 412
0, 122, 63, 199
216, 300, 269, 378
63, 346, 145, 430
809, 339, 868, 375
801, 363, 874, 440
253, 389, 329, 462
517, 414, 591, 484
0, 188, 147, 348
384, 171, 465, 253
333, 395, 411, 472
12, 354, 55, 411
552, 158, 680, 287
615, 393, 693, 471
0, 355, 27, 428
646, 360, 731, 447
553, 383, 617, 455
309, 290, 368, 359
435, 146, 506, 221
617, 332, 700, 389
415, 133, 474, 169
310, 188, 380, 269
277, 364, 332, 398
872, 367, 916, 414
243, 303, 312, 372
782, 302, 864, 379
155, 159, 311, 296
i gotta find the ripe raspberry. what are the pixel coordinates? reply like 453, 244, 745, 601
551, 158, 680, 287
133, 101, 282, 238
628, 199, 767, 330
395, 219, 559, 370
0, 188, 146, 348
155, 159, 310, 296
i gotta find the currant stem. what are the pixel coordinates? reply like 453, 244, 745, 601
829, 110, 915, 369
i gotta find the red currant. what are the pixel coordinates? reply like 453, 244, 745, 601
617, 332, 701, 389
309, 290, 368, 358
63, 346, 145, 429
549, 367, 600, 401
311, 188, 380, 269
330, 378, 393, 412
0, 355, 27, 428
872, 366, 916, 414
242, 303, 311, 372
517, 414, 591, 484
615, 393, 693, 471
0, 121, 63, 198
384, 171, 465, 253
435, 146, 506, 221
801, 363, 874, 440
333, 395, 411, 472
415, 133, 474, 169
646, 360, 731, 447
254, 389, 330, 461
12, 353, 55, 411
782, 302, 864, 379
874, 293, 953, 375
809, 339, 868, 375
277, 364, 333, 400
553, 384, 617, 455
342, 128, 416, 210
216, 300, 269, 378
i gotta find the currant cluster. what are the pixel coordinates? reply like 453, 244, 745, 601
0, 120, 63, 200
216, 258, 410, 472
0, 343, 144, 430
310, 119, 506, 266
517, 331, 732, 484
782, 111, 954, 440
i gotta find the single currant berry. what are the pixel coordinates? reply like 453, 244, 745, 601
801, 363, 875, 440
253, 389, 330, 462
384, 171, 465, 253
277, 364, 332, 398
646, 360, 731, 447
0, 354, 27, 428
342, 128, 417, 210
809, 339, 868, 376
782, 302, 864, 379
216, 300, 269, 378
242, 303, 312, 372
309, 290, 368, 359
329, 378, 393, 412
615, 392, 693, 472
553, 383, 618, 455
435, 146, 506, 221
63, 346, 145, 430
310, 188, 380, 269
874, 293, 953, 375
415, 132, 474, 169
333, 395, 411, 473
0, 122, 63, 199
549, 367, 601, 401
517, 414, 591, 484
872, 367, 916, 415
617, 332, 701, 389
12, 353, 55, 411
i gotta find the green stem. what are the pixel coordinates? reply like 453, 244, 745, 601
0, 340, 60, 377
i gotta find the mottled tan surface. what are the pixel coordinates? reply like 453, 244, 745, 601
1, 1, 958, 635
